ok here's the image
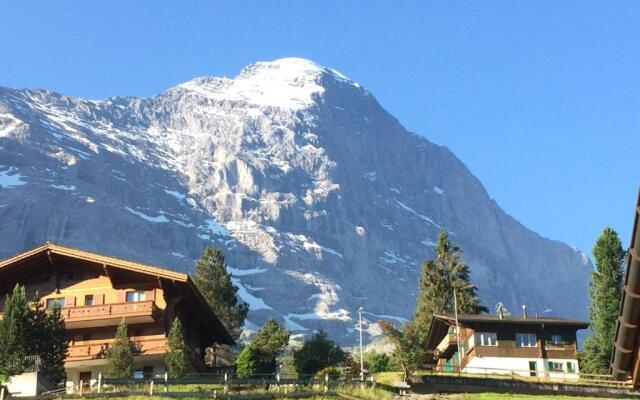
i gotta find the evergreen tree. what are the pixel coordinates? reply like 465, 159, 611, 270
582, 227, 625, 374
236, 345, 258, 378
0, 285, 29, 376
27, 296, 67, 384
363, 350, 390, 373
108, 318, 134, 378
293, 330, 345, 376
414, 229, 487, 332
192, 247, 249, 340
251, 318, 290, 374
164, 318, 191, 378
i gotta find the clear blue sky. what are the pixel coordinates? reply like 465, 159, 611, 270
1, 2, 638, 260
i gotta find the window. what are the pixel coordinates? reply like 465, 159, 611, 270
84, 295, 94, 306
516, 333, 537, 347
566, 362, 575, 373
65, 271, 76, 281
126, 290, 146, 302
475, 332, 498, 346
133, 366, 154, 379
46, 298, 65, 308
547, 361, 564, 372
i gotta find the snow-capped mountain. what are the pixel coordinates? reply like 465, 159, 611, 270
0, 58, 590, 343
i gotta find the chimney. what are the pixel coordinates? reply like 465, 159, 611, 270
522, 305, 528, 319
498, 307, 504, 320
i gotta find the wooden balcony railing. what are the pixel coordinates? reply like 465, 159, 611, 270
60, 301, 160, 325
67, 335, 168, 361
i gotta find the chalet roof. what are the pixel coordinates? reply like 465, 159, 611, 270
0, 242, 234, 345
424, 313, 588, 362
612, 190, 640, 383
433, 313, 589, 327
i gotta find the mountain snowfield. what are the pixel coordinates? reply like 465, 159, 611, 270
0, 58, 590, 343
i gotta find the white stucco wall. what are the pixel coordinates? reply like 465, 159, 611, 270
463, 356, 579, 380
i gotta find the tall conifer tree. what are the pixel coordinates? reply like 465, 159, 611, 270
108, 318, 134, 378
414, 229, 487, 332
582, 228, 624, 373
0, 285, 29, 376
165, 318, 191, 378
192, 247, 248, 340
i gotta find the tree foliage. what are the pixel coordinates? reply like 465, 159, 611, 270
414, 230, 487, 333
236, 345, 258, 378
0, 285, 68, 383
0, 285, 30, 376
251, 318, 290, 374
582, 227, 624, 374
378, 321, 423, 382
293, 330, 346, 376
165, 318, 192, 378
108, 318, 134, 378
363, 350, 390, 373
192, 247, 249, 341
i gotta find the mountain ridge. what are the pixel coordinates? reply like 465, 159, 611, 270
0, 58, 591, 343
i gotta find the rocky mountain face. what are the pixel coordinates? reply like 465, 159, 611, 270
0, 58, 590, 343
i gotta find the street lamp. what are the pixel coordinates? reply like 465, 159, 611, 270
358, 306, 364, 381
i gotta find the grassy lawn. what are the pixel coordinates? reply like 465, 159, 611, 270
462, 394, 619, 400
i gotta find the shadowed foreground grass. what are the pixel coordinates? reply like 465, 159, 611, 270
463, 394, 619, 399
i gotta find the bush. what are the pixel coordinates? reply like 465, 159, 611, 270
236, 346, 258, 378
364, 351, 390, 373
315, 366, 341, 380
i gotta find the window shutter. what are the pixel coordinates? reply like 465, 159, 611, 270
117, 291, 127, 303
145, 289, 155, 302
65, 296, 76, 307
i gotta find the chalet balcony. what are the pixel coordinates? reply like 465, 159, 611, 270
67, 335, 168, 362
434, 333, 459, 359
60, 301, 161, 329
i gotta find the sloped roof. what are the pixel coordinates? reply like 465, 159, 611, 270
612, 191, 640, 384
434, 313, 588, 327
0, 242, 234, 345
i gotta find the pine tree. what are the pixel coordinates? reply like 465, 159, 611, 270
236, 345, 258, 378
582, 227, 624, 374
108, 318, 134, 378
0, 285, 29, 376
414, 229, 487, 332
250, 318, 290, 374
192, 247, 249, 340
26, 295, 67, 384
165, 318, 191, 378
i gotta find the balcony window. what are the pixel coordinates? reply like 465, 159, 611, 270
85, 295, 94, 306
516, 333, 537, 347
475, 332, 497, 346
547, 361, 564, 372
126, 290, 146, 303
46, 298, 65, 308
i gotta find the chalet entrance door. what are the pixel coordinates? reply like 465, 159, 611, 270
529, 361, 537, 377
78, 371, 92, 390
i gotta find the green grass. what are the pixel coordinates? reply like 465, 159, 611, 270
462, 394, 619, 400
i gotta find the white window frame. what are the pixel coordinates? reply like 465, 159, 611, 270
46, 297, 65, 308
550, 334, 563, 345
126, 290, 146, 303
516, 333, 538, 347
475, 332, 498, 346
548, 361, 564, 372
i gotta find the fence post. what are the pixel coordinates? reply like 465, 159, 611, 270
164, 372, 168, 393
149, 379, 154, 396
97, 372, 102, 393
224, 373, 228, 394
324, 373, 328, 394
79, 380, 84, 396
1, 386, 5, 400
276, 373, 280, 392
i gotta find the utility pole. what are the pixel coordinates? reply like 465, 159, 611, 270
453, 288, 462, 372
358, 306, 364, 380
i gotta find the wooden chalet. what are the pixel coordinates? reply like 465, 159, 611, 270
612, 191, 640, 387
425, 313, 588, 379
0, 242, 233, 391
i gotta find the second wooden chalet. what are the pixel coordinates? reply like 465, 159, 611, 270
425, 313, 588, 379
